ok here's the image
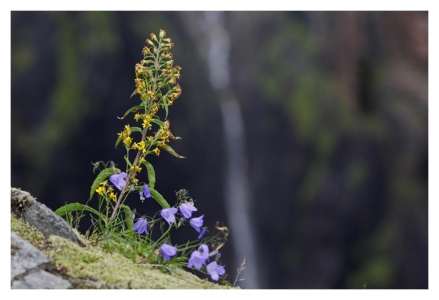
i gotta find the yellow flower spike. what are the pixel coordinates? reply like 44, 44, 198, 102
134, 113, 142, 121
132, 178, 139, 185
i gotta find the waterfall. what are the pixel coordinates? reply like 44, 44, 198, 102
182, 11, 260, 288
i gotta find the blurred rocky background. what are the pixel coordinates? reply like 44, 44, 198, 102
11, 11, 428, 288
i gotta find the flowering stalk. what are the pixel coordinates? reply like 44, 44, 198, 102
108, 29, 183, 223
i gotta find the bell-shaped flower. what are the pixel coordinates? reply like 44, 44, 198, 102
160, 244, 178, 261
143, 184, 151, 198
187, 244, 209, 270
179, 203, 197, 219
133, 217, 148, 234
161, 207, 178, 225
190, 214, 204, 233
109, 172, 127, 191
206, 261, 226, 281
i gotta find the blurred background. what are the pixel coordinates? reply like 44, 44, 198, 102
11, 11, 428, 289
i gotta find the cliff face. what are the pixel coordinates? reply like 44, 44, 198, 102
11, 188, 231, 289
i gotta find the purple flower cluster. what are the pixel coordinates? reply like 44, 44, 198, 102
160, 202, 204, 235
187, 244, 226, 281
130, 191, 226, 280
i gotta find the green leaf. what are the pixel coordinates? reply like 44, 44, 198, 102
115, 135, 123, 149
149, 188, 170, 208
159, 94, 169, 119
124, 156, 133, 168
55, 203, 107, 224
120, 204, 134, 231
140, 160, 156, 189
130, 89, 137, 98
150, 117, 164, 127
159, 144, 185, 158
118, 105, 144, 120
89, 167, 121, 200
131, 127, 142, 133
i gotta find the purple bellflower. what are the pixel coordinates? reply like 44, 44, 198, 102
190, 214, 204, 233
109, 172, 127, 191
133, 218, 148, 234
179, 203, 197, 219
160, 244, 178, 261
187, 244, 209, 270
161, 207, 178, 225
143, 184, 151, 198
206, 261, 226, 281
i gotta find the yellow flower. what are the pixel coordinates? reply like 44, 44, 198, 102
138, 141, 147, 153
109, 192, 117, 201
132, 178, 139, 185
134, 113, 142, 121
153, 147, 160, 156
96, 186, 105, 196
131, 164, 142, 173
142, 118, 152, 129
123, 136, 133, 147
139, 157, 146, 164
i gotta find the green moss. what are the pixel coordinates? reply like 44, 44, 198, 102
11, 214, 45, 246
46, 235, 229, 289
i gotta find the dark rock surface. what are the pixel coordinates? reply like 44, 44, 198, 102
11, 188, 79, 245
11, 231, 51, 279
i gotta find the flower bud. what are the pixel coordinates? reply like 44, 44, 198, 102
159, 29, 166, 39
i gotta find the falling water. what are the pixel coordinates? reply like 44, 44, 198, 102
182, 12, 260, 288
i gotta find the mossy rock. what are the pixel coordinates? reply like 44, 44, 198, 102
11, 189, 232, 289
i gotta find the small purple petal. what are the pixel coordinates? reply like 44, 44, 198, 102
160, 244, 178, 261
133, 218, 148, 234
161, 207, 178, 225
109, 172, 127, 191
143, 185, 151, 198
179, 203, 197, 219
189, 214, 204, 233
198, 227, 207, 240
